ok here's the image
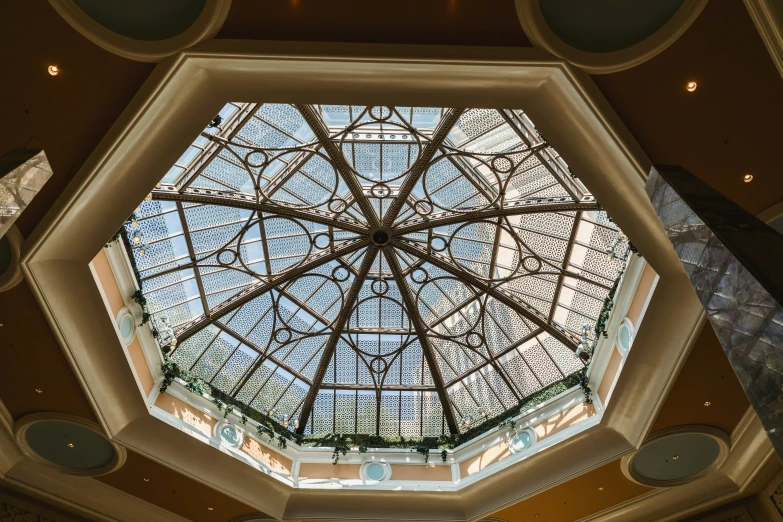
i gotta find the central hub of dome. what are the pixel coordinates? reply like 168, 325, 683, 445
371, 229, 390, 246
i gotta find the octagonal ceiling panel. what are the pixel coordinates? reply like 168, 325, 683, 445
124, 103, 628, 437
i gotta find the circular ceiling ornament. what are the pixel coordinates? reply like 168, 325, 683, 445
48, 0, 232, 62
0, 225, 24, 293
621, 425, 729, 487
515, 0, 708, 74
360, 461, 392, 482
14, 413, 126, 476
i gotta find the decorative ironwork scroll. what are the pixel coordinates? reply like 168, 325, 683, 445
647, 165, 783, 457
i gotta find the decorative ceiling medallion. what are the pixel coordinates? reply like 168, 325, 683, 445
215, 421, 245, 449
125, 104, 629, 439
48, 0, 232, 62
14, 412, 126, 477
621, 425, 729, 487
515, 0, 708, 74
0, 225, 23, 293
360, 461, 391, 482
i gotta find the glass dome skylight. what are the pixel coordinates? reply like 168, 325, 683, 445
126, 103, 628, 437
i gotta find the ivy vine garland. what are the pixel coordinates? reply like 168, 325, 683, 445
113, 210, 637, 464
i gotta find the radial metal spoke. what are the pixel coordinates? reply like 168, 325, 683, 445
296, 246, 380, 434
151, 185, 366, 235
175, 103, 258, 191
296, 104, 380, 228
386, 250, 460, 433
392, 240, 580, 350
174, 239, 370, 343
381, 108, 465, 228
394, 197, 599, 235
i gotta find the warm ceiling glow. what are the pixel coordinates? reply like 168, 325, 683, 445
34, 388, 43, 394
672, 455, 680, 460
686, 81, 697, 92
208, 507, 214, 511
704, 401, 711, 406
744, 174, 754, 183
143, 477, 150, 482
67, 442, 75, 448
47, 65, 59, 76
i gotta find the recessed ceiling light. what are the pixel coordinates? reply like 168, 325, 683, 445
598, 487, 604, 491
143, 477, 150, 482
686, 81, 697, 92
672, 455, 680, 460
35, 388, 43, 394
48, 65, 59, 76
207, 507, 214, 511
67, 442, 75, 448
743, 174, 754, 183
704, 401, 711, 407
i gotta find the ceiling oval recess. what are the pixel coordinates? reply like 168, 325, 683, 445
14, 413, 127, 477
48, 0, 232, 62
122, 103, 632, 442
515, 0, 709, 74
621, 425, 730, 487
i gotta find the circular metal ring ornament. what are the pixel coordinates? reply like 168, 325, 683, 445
411, 267, 429, 284
369, 106, 394, 121
371, 278, 390, 296
413, 199, 433, 217
371, 182, 392, 199
245, 150, 268, 169
491, 154, 514, 174
217, 248, 238, 266
312, 232, 332, 250
430, 236, 448, 252
521, 255, 543, 273
466, 331, 484, 349
370, 356, 388, 374
274, 328, 292, 344
332, 264, 351, 282
328, 197, 348, 214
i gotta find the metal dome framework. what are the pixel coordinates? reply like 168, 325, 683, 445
128, 103, 628, 437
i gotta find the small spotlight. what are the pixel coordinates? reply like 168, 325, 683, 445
67, 443, 75, 448
686, 81, 697, 92
672, 455, 680, 460
704, 401, 711, 407
143, 477, 150, 482
743, 174, 753, 183
208, 507, 214, 511
48, 65, 59, 76
598, 487, 604, 491
35, 388, 43, 394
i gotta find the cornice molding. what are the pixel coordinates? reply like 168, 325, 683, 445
744, 0, 783, 81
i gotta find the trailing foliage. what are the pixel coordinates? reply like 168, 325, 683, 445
159, 357, 590, 454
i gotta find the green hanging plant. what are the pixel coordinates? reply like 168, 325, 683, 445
411, 446, 430, 463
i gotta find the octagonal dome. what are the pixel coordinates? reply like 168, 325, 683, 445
124, 103, 629, 437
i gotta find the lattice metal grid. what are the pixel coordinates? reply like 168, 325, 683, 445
125, 103, 631, 435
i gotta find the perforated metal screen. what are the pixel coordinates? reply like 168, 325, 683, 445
126, 104, 628, 435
